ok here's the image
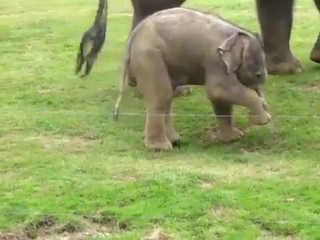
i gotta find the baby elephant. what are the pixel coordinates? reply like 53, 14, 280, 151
113, 8, 271, 150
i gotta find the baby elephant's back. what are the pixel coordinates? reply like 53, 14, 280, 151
147, 8, 223, 68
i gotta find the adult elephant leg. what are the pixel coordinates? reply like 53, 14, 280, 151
130, 12, 145, 32
256, 0, 303, 75
310, 0, 320, 63
131, 0, 186, 31
313, 0, 320, 11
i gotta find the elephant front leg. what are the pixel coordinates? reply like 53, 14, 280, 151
236, 88, 271, 126
235, 88, 271, 126
310, 0, 320, 63
256, 0, 303, 75
211, 101, 243, 143
207, 80, 271, 127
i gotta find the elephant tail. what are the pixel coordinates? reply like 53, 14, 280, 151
75, 0, 108, 77
112, 19, 147, 121
112, 53, 130, 122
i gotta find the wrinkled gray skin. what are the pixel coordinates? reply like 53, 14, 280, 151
113, 8, 271, 151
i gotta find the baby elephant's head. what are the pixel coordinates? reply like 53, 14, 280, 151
218, 31, 267, 89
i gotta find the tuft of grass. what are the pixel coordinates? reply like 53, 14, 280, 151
1, 0, 320, 239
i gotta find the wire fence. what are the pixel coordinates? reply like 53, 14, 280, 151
1, 110, 320, 118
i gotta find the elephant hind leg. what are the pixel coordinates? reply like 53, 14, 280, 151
310, 0, 320, 63
133, 49, 174, 150
164, 101, 181, 147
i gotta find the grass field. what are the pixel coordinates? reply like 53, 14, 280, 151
1, 0, 320, 239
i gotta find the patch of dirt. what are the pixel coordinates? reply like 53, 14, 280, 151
240, 146, 267, 153
127, 157, 296, 186
36, 223, 111, 240
0, 213, 126, 240
36, 87, 64, 94
112, 175, 139, 184
0, 231, 27, 240
204, 126, 218, 137
260, 230, 295, 240
84, 210, 130, 232
24, 214, 58, 239
301, 79, 320, 91
210, 206, 240, 219
40, 135, 97, 153
0, 132, 98, 153
251, 218, 297, 238
141, 225, 174, 240
199, 180, 214, 189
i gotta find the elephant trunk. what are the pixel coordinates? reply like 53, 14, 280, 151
254, 85, 268, 111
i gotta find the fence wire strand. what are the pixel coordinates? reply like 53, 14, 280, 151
1, 110, 320, 118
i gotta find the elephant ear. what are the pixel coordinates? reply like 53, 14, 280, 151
218, 32, 247, 74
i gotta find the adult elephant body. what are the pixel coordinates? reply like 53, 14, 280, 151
78, 0, 320, 75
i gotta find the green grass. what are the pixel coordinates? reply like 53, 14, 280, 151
1, 0, 320, 239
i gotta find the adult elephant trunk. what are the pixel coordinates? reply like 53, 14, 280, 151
75, 0, 109, 77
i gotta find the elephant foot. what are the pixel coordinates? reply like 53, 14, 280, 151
249, 110, 272, 126
310, 33, 320, 64
211, 127, 244, 143
265, 52, 303, 75
166, 131, 181, 148
173, 86, 192, 97
144, 137, 173, 151
310, 50, 320, 64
